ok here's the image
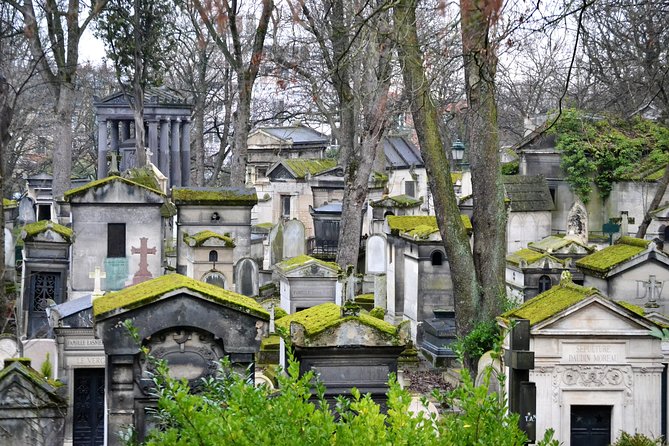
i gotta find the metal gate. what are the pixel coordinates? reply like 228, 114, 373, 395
73, 368, 105, 446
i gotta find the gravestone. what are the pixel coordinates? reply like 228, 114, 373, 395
131, 237, 157, 284
366, 235, 387, 274
17, 196, 35, 225
0, 336, 18, 368
283, 220, 306, 259
566, 199, 588, 244
235, 258, 259, 297
274, 255, 341, 313
269, 222, 284, 265
0, 358, 66, 446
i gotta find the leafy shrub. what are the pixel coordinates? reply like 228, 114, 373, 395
501, 160, 519, 175
612, 431, 664, 446
452, 320, 499, 364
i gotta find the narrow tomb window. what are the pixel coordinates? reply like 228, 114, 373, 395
538, 275, 552, 293
431, 251, 444, 266
209, 250, 218, 263
107, 223, 126, 258
281, 195, 291, 219
405, 180, 416, 197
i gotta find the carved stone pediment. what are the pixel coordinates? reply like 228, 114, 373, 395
552, 365, 633, 405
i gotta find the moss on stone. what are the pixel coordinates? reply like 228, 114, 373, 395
126, 166, 160, 191
506, 248, 547, 266
371, 194, 422, 209
618, 300, 645, 316
451, 172, 463, 183
528, 235, 592, 253
255, 222, 274, 230
160, 201, 177, 217
260, 334, 280, 351
372, 171, 389, 184
3, 198, 17, 209
501, 281, 600, 326
64, 176, 163, 199
354, 293, 374, 303
387, 215, 471, 237
283, 158, 337, 179
93, 274, 269, 319
275, 302, 399, 339
576, 237, 649, 274
22, 220, 73, 242
275, 254, 341, 272
274, 307, 288, 320
184, 230, 235, 248
172, 187, 258, 206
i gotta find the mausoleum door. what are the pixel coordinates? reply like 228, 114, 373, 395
73, 368, 105, 446
28, 271, 62, 336
570, 405, 611, 446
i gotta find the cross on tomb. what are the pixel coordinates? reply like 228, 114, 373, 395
89, 266, 106, 299
108, 152, 122, 174
637, 274, 666, 308
504, 319, 536, 444
145, 147, 153, 163
131, 237, 156, 284
538, 275, 552, 293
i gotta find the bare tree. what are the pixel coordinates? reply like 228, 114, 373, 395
6, 0, 108, 199
193, 0, 275, 186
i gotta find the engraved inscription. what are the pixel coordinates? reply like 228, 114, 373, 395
67, 356, 106, 366
66, 338, 104, 349
562, 343, 624, 364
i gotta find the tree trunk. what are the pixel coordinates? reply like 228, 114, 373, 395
394, 0, 480, 337
0, 74, 10, 311
461, 0, 506, 321
229, 76, 252, 186
51, 84, 75, 199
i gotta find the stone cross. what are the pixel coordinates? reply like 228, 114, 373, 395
637, 275, 665, 308
131, 237, 156, 284
89, 266, 106, 299
108, 152, 121, 175
503, 319, 536, 443
145, 147, 153, 163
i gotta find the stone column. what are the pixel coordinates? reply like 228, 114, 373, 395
180, 119, 191, 186
170, 118, 182, 187
374, 274, 387, 310
107, 355, 135, 446
110, 120, 119, 159
97, 117, 108, 179
120, 120, 130, 142
159, 119, 170, 177
148, 120, 159, 165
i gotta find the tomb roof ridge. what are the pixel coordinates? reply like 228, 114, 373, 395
576, 236, 651, 274
184, 230, 235, 247
370, 194, 422, 209
63, 175, 164, 199
21, 219, 73, 242
506, 248, 565, 266
3, 198, 17, 209
93, 274, 269, 319
0, 358, 65, 399
275, 302, 400, 340
386, 215, 472, 236
500, 280, 601, 326
281, 158, 338, 179
274, 254, 341, 272
171, 187, 258, 206
528, 234, 594, 253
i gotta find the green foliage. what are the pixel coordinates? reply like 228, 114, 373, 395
452, 320, 499, 364
501, 160, 519, 175
649, 326, 669, 341
369, 307, 386, 319
612, 431, 665, 446
40, 353, 52, 380
553, 109, 669, 203
125, 167, 160, 191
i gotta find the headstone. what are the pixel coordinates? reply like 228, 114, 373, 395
283, 220, 306, 259
269, 222, 284, 265
236, 258, 259, 297
17, 196, 35, 225
366, 235, 387, 274
565, 199, 588, 244
89, 266, 106, 299
0, 336, 18, 368
4, 228, 13, 270
131, 237, 156, 284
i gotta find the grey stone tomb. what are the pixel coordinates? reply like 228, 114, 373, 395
235, 257, 259, 297
366, 234, 387, 274
283, 219, 306, 259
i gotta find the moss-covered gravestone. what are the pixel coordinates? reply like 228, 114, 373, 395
0, 358, 66, 445
93, 274, 269, 445
277, 303, 407, 410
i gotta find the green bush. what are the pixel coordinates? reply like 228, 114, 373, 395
612, 431, 664, 446
452, 320, 499, 364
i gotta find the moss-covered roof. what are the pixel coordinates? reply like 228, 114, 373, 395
0, 358, 64, 396
64, 176, 163, 199
386, 215, 472, 238
22, 220, 73, 242
171, 187, 258, 206
275, 254, 341, 272
282, 158, 337, 179
617, 300, 645, 316
3, 198, 17, 209
507, 248, 550, 266
93, 274, 269, 319
354, 293, 374, 303
275, 302, 399, 338
451, 172, 463, 183
184, 230, 235, 248
528, 235, 592, 253
501, 281, 601, 326
371, 194, 422, 208
576, 236, 651, 274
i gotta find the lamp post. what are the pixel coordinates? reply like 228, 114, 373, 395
451, 138, 465, 170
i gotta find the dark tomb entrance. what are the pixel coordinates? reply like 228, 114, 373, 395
570, 405, 611, 446
28, 271, 62, 336
73, 368, 105, 446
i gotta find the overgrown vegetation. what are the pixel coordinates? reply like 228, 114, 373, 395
553, 109, 669, 203
452, 320, 499, 365
612, 431, 665, 446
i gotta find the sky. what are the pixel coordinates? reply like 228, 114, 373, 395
79, 25, 106, 65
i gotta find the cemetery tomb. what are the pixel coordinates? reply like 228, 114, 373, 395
274, 255, 342, 313
499, 275, 665, 445
506, 248, 570, 301
182, 230, 235, 288
94, 274, 269, 445
276, 302, 406, 409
